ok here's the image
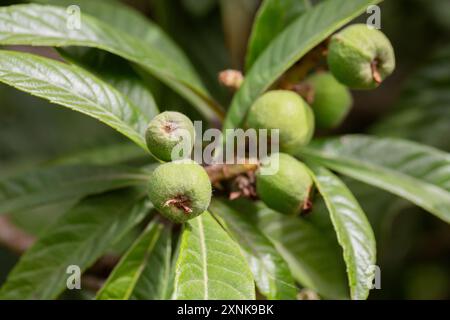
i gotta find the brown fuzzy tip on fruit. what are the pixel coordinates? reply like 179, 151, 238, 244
164, 195, 193, 214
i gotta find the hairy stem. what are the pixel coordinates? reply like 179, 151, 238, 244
205, 161, 259, 183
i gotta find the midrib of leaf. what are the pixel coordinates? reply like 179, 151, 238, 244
219, 216, 276, 282
96, 223, 164, 300
305, 148, 449, 199
174, 213, 255, 300
3, 173, 145, 207
197, 216, 209, 300
151, 231, 173, 300
245, 0, 312, 70
44, 196, 147, 297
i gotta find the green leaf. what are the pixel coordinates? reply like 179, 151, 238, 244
252, 201, 349, 299
0, 189, 150, 299
32, 0, 193, 64
224, 0, 381, 130
0, 164, 148, 215
131, 226, 173, 300
96, 221, 172, 300
245, 0, 311, 70
174, 212, 255, 300
308, 164, 376, 300
50, 143, 148, 166
0, 4, 222, 122
210, 199, 297, 300
301, 135, 450, 224
371, 45, 450, 151
8, 199, 79, 237
0, 50, 148, 150
33, 1, 160, 120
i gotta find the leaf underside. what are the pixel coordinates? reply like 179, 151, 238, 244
0, 164, 148, 215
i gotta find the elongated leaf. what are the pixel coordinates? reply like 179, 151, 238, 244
245, 0, 311, 70
174, 212, 255, 300
219, 0, 259, 69
0, 189, 150, 299
51, 143, 148, 166
0, 50, 148, 149
154, 0, 230, 104
107, 74, 158, 121
131, 226, 173, 300
224, 0, 381, 129
0, 164, 148, 215
57, 47, 159, 121
97, 221, 172, 300
0, 4, 222, 122
301, 135, 450, 224
371, 45, 450, 151
308, 164, 376, 300
252, 201, 349, 299
210, 199, 297, 300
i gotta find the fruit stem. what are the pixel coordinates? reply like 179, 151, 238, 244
205, 161, 259, 183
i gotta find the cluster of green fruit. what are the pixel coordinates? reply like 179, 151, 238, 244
145, 24, 395, 223
145, 111, 212, 223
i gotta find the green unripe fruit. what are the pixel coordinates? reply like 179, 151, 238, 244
327, 24, 395, 89
256, 153, 313, 215
148, 160, 212, 223
305, 72, 353, 129
145, 111, 195, 162
246, 90, 315, 153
